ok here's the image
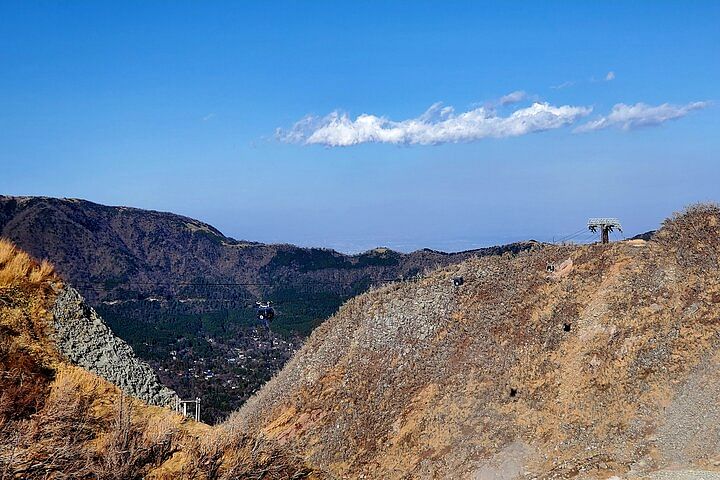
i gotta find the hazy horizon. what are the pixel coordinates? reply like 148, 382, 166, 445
2, 2, 718, 253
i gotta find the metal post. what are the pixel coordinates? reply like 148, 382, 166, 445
588, 218, 622, 244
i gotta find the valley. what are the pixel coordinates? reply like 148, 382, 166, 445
0, 195, 531, 421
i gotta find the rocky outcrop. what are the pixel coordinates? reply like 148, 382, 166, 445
51, 286, 179, 407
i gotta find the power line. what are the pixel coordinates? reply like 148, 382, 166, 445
71, 278, 405, 291
554, 228, 589, 244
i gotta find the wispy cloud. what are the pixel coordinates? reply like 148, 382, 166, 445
550, 80, 575, 90
498, 90, 528, 106
278, 101, 592, 147
575, 101, 710, 132
202, 113, 216, 121
553, 71, 615, 89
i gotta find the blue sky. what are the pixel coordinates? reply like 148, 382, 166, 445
1, 1, 718, 252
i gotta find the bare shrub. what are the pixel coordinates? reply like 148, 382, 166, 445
178, 431, 226, 480
657, 203, 720, 271
0, 343, 52, 421
95, 395, 178, 480
219, 434, 312, 480
178, 429, 312, 480
4, 369, 99, 479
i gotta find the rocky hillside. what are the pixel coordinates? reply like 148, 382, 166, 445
0, 195, 526, 313
230, 204, 720, 479
0, 238, 312, 479
0, 195, 532, 422
52, 286, 178, 407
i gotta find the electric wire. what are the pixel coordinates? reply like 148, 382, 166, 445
67, 226, 632, 306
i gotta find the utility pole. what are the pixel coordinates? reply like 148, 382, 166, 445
588, 218, 622, 244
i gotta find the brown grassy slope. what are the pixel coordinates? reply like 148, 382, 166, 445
0, 238, 313, 479
229, 204, 720, 479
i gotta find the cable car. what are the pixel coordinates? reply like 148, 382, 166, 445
256, 301, 274, 331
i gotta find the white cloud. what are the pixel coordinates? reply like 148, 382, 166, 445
498, 90, 528, 106
278, 101, 592, 147
551, 80, 575, 90
575, 101, 710, 132
202, 113, 216, 121
605, 71, 615, 81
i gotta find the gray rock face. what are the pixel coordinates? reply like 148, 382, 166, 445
52, 286, 179, 407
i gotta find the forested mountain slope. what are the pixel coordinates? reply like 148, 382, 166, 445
0, 195, 531, 421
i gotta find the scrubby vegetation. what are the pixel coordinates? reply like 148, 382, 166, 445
0, 239, 313, 479
231, 205, 720, 479
656, 202, 720, 271
0, 195, 534, 421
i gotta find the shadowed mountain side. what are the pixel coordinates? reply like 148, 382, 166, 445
0, 195, 533, 328
0, 195, 534, 422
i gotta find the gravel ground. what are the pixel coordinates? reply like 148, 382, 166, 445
655, 353, 720, 465
643, 470, 720, 480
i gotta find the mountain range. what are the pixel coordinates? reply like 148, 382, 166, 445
3, 201, 720, 478
0, 195, 532, 421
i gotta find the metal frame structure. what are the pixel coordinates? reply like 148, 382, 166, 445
175, 397, 201, 421
587, 218, 622, 244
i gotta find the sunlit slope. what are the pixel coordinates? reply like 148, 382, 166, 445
0, 239, 312, 479
231, 205, 720, 479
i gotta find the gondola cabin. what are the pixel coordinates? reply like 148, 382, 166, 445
256, 302, 275, 322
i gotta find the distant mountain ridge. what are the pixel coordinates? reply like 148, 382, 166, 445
0, 195, 534, 421
0, 196, 530, 303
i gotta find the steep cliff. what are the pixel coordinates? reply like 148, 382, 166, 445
52, 286, 178, 407
231, 205, 720, 479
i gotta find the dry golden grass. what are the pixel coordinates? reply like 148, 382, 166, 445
0, 238, 56, 288
1, 365, 185, 479
0, 239, 17, 266
0, 238, 314, 479
169, 427, 313, 480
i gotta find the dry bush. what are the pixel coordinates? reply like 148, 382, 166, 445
219, 434, 312, 480
0, 239, 32, 287
0, 239, 56, 288
0, 292, 60, 374
1, 369, 99, 479
178, 429, 312, 480
0, 364, 182, 480
94, 395, 178, 480
0, 240, 17, 268
178, 432, 225, 480
28, 260, 54, 285
0, 340, 53, 421
656, 203, 720, 271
